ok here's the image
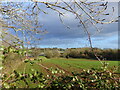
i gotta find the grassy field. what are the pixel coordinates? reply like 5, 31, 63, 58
3, 57, 118, 75
2, 57, 119, 88
44, 58, 118, 69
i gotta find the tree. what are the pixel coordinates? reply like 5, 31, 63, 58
0, 2, 47, 48
44, 50, 53, 58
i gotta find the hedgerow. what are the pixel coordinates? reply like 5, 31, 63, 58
0, 46, 119, 89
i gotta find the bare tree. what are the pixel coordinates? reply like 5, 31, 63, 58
0, 2, 47, 48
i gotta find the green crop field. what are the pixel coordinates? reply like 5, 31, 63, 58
4, 57, 118, 75
44, 58, 118, 68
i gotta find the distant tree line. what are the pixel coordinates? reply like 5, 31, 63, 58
63, 48, 118, 61
29, 47, 118, 61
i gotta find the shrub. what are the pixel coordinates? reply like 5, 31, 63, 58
44, 50, 53, 58
2, 64, 119, 89
52, 50, 60, 58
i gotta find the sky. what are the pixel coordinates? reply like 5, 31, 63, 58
35, 2, 118, 49
4, 2, 118, 49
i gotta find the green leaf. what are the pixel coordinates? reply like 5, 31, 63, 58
0, 47, 4, 51
24, 59, 29, 63
4, 83, 10, 88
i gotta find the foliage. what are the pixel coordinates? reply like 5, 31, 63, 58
2, 61, 119, 89
52, 50, 60, 58
1, 46, 119, 89
29, 48, 42, 58
44, 50, 60, 58
19, 47, 119, 60
63, 48, 118, 60
44, 50, 53, 58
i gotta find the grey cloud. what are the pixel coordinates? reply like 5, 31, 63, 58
35, 2, 118, 43
29, 2, 118, 48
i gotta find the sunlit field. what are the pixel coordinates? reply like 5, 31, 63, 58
3, 57, 118, 75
